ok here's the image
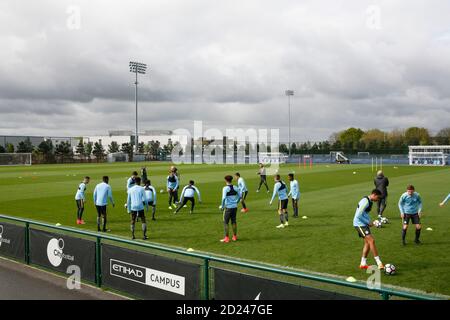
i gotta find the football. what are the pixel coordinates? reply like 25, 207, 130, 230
385, 264, 396, 275
380, 217, 389, 224
373, 220, 382, 228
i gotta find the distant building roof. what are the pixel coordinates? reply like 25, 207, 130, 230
107, 130, 173, 136
144, 130, 173, 135
108, 130, 133, 136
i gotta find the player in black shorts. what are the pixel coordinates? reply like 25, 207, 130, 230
174, 180, 202, 214
219, 175, 241, 243
256, 163, 270, 193
167, 171, 179, 209
127, 177, 148, 240
93, 176, 115, 232
269, 175, 289, 229
398, 185, 423, 245
353, 189, 384, 270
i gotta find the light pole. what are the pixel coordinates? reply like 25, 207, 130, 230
129, 61, 147, 153
285, 90, 294, 157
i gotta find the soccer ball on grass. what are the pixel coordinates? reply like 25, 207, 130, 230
373, 220, 382, 228
384, 264, 396, 275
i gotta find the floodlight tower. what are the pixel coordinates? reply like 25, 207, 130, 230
285, 90, 294, 157
129, 61, 147, 153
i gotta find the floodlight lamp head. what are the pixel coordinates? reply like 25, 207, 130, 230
285, 90, 294, 96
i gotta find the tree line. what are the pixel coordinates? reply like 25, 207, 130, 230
281, 126, 450, 155
1, 126, 449, 162
0, 138, 178, 163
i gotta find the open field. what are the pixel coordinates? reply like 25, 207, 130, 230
0, 162, 449, 296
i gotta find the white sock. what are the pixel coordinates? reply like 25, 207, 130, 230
374, 256, 382, 265
361, 257, 367, 266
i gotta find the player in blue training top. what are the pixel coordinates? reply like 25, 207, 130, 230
219, 175, 241, 243
287, 173, 300, 218
270, 174, 290, 229
353, 189, 384, 270
75, 176, 90, 225
174, 180, 202, 214
167, 171, 179, 209
440, 193, 450, 207
235, 172, 249, 213
398, 185, 423, 245
126, 171, 139, 190
93, 176, 115, 232
127, 177, 149, 240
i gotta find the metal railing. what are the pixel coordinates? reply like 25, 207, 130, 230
0, 214, 439, 300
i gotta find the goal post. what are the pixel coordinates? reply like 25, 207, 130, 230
0, 153, 32, 166
258, 152, 287, 165
106, 152, 129, 163
300, 154, 313, 168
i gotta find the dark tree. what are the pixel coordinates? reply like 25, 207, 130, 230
93, 141, 106, 162
121, 142, 134, 162
16, 138, 34, 153
108, 141, 120, 153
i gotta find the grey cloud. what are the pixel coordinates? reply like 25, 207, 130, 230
0, 0, 449, 140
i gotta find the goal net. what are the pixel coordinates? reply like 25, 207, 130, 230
107, 152, 129, 163
258, 152, 287, 164
0, 153, 32, 166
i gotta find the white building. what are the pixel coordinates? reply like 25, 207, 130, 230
409, 145, 450, 166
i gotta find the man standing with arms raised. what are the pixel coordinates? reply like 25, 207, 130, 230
256, 163, 270, 193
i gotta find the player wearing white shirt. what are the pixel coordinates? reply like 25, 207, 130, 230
75, 176, 90, 225
174, 180, 202, 214
235, 173, 249, 213
144, 179, 157, 221
256, 163, 270, 193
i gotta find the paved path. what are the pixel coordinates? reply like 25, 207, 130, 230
0, 257, 127, 300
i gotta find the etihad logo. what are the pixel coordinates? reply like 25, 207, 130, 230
47, 238, 74, 267
110, 259, 185, 296
0, 225, 11, 248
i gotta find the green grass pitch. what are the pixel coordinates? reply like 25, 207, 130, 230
1, 162, 449, 296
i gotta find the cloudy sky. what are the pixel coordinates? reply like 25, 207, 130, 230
1, 0, 449, 141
